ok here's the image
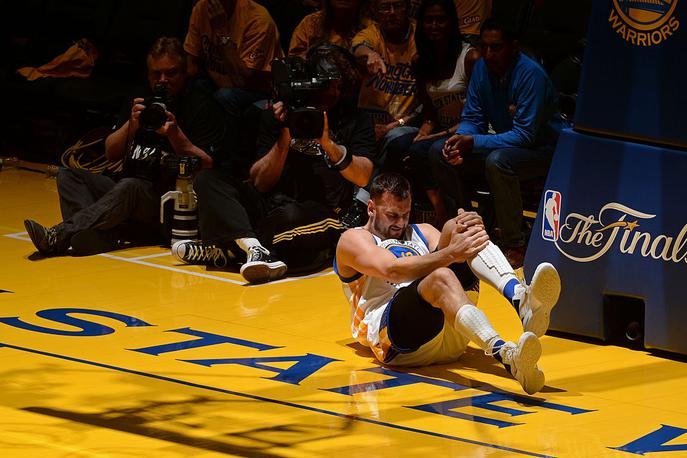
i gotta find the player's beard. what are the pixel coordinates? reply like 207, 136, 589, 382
373, 218, 406, 240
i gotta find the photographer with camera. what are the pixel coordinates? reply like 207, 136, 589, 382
24, 37, 228, 258
172, 43, 376, 283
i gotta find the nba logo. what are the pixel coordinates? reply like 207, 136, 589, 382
542, 190, 561, 241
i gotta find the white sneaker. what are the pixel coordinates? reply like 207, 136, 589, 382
240, 246, 287, 283
499, 332, 545, 395
171, 239, 228, 268
518, 262, 561, 337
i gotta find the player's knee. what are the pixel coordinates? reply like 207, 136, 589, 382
441, 217, 458, 234
426, 267, 459, 290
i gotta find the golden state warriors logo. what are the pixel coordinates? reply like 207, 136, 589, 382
386, 243, 421, 258
610, 0, 680, 46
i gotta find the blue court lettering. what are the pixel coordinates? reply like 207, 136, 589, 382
612, 424, 687, 455
130, 327, 281, 355
3, 307, 683, 450
182, 354, 340, 385
411, 393, 593, 428
324, 367, 472, 395
0, 307, 153, 336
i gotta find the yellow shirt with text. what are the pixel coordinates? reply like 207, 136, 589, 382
456, 0, 492, 36
352, 21, 418, 124
184, 0, 283, 88
409, 0, 492, 36
289, 11, 370, 59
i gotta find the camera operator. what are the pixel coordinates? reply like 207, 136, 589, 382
173, 43, 377, 283
24, 37, 229, 257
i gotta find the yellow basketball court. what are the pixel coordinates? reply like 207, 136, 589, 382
2, 165, 687, 457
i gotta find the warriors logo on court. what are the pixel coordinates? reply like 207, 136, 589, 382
609, 0, 680, 47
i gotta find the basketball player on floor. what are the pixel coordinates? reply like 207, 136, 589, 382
334, 173, 560, 394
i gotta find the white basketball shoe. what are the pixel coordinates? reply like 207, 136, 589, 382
516, 263, 561, 337
499, 332, 545, 395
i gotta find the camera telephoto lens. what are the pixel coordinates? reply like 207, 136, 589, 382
139, 83, 170, 131
289, 108, 324, 139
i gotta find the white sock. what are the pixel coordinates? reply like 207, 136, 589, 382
453, 304, 500, 353
468, 241, 520, 296
235, 237, 264, 254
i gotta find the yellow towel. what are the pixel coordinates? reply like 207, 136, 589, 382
17, 38, 98, 81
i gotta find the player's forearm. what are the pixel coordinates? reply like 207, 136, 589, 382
385, 249, 457, 284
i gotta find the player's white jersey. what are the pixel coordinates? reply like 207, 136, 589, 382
334, 224, 431, 361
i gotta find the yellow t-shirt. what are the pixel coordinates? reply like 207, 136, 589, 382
410, 0, 492, 36
352, 21, 418, 124
184, 0, 283, 88
289, 11, 370, 59
455, 0, 493, 36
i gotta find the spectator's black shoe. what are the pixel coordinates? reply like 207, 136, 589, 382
172, 239, 228, 268
71, 229, 121, 256
341, 199, 368, 229
24, 219, 59, 256
240, 246, 287, 284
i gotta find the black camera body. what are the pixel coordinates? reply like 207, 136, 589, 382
123, 85, 174, 181
139, 84, 171, 132
272, 57, 337, 139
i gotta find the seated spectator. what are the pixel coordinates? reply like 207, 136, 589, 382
454, 0, 493, 43
24, 37, 228, 257
289, 0, 370, 59
352, 0, 419, 146
382, 0, 480, 226
256, 0, 320, 52
408, 0, 492, 43
184, 0, 284, 118
430, 18, 562, 268
172, 44, 376, 283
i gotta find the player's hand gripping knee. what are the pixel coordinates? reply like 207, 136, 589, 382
454, 209, 484, 232
448, 225, 489, 263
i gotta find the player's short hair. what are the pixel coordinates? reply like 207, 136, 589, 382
370, 172, 411, 201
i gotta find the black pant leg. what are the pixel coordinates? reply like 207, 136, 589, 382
57, 168, 117, 220
260, 200, 342, 273
194, 168, 265, 247
59, 178, 159, 245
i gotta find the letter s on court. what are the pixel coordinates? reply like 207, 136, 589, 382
0, 308, 153, 336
